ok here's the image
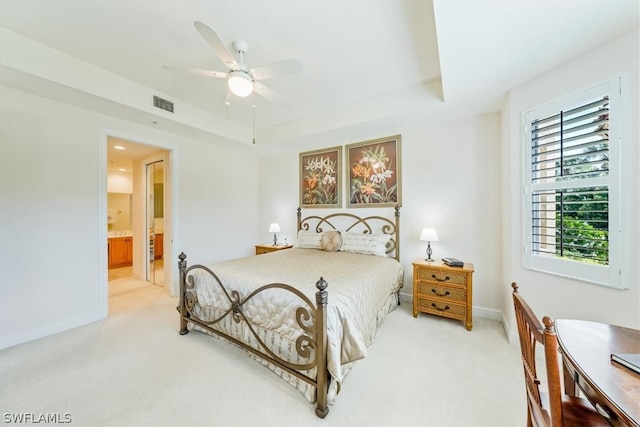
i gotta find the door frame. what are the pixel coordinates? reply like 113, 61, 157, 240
98, 127, 180, 317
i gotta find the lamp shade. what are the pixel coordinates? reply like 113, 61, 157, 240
268, 223, 281, 233
420, 228, 439, 242
228, 71, 253, 97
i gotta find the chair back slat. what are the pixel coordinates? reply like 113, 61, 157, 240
542, 316, 564, 427
512, 283, 612, 427
512, 282, 564, 427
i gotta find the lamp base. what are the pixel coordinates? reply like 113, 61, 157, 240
425, 243, 434, 262
272, 234, 278, 246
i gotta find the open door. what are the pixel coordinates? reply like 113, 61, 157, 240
145, 160, 164, 286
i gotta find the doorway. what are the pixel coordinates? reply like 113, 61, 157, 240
106, 136, 171, 309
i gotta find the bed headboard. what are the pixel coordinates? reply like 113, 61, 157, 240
297, 206, 400, 261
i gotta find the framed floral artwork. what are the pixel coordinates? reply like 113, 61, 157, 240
346, 135, 402, 208
300, 146, 342, 208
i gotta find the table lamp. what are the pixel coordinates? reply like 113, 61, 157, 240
269, 223, 281, 246
420, 228, 439, 262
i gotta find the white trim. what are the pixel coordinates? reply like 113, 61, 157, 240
521, 76, 624, 289
97, 128, 109, 319
98, 127, 181, 300
501, 311, 519, 347
474, 306, 503, 322
399, 292, 412, 304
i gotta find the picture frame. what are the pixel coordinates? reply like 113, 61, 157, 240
299, 146, 342, 208
346, 135, 402, 208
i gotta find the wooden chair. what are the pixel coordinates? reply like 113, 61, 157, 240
511, 282, 609, 427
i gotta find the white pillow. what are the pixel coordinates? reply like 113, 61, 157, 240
341, 232, 391, 257
297, 230, 322, 249
320, 230, 343, 252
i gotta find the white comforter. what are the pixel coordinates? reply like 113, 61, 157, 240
190, 248, 403, 385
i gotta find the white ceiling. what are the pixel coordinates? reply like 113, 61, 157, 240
107, 137, 165, 173
0, 1, 638, 146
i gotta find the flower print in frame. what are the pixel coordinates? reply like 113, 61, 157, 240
300, 146, 342, 208
347, 135, 402, 208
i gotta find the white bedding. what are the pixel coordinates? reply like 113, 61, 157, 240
188, 247, 403, 400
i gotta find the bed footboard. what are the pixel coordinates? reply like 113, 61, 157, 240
177, 252, 330, 418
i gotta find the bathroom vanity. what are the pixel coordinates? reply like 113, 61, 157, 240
108, 233, 132, 269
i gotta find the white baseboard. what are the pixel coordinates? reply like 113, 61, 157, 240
398, 291, 413, 304
502, 311, 520, 346
0, 311, 106, 350
474, 306, 503, 321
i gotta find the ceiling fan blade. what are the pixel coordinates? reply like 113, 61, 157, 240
253, 81, 291, 106
162, 65, 227, 79
193, 21, 237, 69
251, 58, 303, 81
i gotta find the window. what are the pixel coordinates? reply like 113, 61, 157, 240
523, 78, 622, 288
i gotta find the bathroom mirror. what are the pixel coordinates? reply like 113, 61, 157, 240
146, 160, 164, 286
107, 192, 132, 231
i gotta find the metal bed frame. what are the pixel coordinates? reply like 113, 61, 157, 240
177, 207, 400, 418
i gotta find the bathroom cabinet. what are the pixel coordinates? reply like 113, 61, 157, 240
108, 236, 132, 268
154, 233, 163, 259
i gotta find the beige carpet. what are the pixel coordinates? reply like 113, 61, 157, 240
108, 277, 166, 315
0, 280, 527, 426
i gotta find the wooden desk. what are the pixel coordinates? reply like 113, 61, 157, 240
555, 319, 640, 427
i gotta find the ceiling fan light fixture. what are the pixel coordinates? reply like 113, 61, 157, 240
228, 71, 253, 97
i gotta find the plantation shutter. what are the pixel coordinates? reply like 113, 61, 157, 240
529, 95, 610, 264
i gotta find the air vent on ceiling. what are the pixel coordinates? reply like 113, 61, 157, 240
153, 95, 174, 113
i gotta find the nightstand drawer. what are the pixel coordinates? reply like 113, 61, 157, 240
416, 296, 467, 318
417, 282, 466, 303
416, 268, 467, 285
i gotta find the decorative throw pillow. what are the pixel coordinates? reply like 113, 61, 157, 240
320, 230, 342, 252
341, 232, 391, 256
297, 230, 322, 249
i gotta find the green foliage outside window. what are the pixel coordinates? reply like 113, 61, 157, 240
555, 187, 608, 264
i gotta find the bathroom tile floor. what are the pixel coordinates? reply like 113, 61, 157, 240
107, 259, 164, 282
108, 265, 133, 281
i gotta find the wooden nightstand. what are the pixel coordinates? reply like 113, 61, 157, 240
255, 244, 293, 255
412, 259, 474, 330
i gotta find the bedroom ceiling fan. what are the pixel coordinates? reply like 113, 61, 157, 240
163, 21, 303, 105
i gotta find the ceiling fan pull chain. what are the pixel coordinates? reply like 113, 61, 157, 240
252, 105, 256, 144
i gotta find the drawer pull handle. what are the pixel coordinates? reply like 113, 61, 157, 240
431, 274, 450, 282
431, 303, 450, 311
595, 403, 612, 419
431, 288, 450, 297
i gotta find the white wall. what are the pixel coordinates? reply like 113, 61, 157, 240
501, 28, 640, 338
2, 26, 635, 351
107, 171, 133, 194
0, 86, 260, 349
259, 112, 504, 319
